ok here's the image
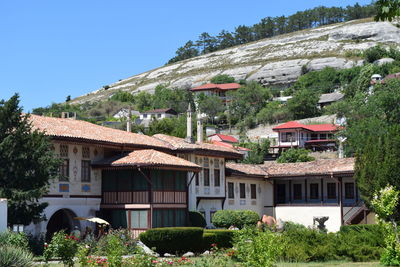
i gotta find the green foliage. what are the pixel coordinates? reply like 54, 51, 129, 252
287, 88, 321, 119
146, 116, 188, 138
152, 85, 193, 114
375, 0, 400, 21
134, 91, 154, 112
0, 94, 61, 225
188, 211, 207, 228
228, 81, 271, 128
110, 90, 135, 102
203, 230, 235, 248
240, 139, 270, 164
106, 234, 124, 267
44, 231, 79, 266
211, 210, 260, 229
139, 227, 204, 254
0, 230, 29, 250
292, 67, 340, 94
0, 245, 34, 267
92, 229, 137, 256
196, 94, 225, 123
210, 74, 235, 84
277, 148, 315, 163
256, 101, 291, 125
234, 227, 284, 267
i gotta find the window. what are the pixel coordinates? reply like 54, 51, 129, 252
277, 184, 286, 204
328, 133, 334, 140
81, 160, 91, 182
293, 184, 302, 200
129, 210, 148, 229
345, 182, 355, 199
251, 184, 257, 199
214, 169, 220, 187
60, 144, 68, 157
319, 133, 327, 140
143, 114, 147, 118
327, 183, 337, 199
311, 134, 318, 140
82, 146, 90, 159
228, 182, 234, 199
203, 169, 210, 186
240, 183, 245, 199
157, 114, 161, 118
282, 132, 295, 142
59, 159, 69, 181
195, 173, 199, 186
310, 183, 319, 199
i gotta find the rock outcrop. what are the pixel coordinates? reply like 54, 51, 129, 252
71, 19, 400, 104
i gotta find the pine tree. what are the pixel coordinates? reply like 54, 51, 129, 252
0, 94, 60, 225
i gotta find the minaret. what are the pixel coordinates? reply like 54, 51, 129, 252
185, 103, 194, 143
126, 107, 132, 132
196, 109, 203, 143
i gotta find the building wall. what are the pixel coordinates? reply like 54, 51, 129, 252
275, 206, 342, 232
49, 142, 104, 197
0, 199, 7, 232
225, 176, 272, 217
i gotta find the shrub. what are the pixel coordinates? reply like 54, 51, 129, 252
204, 230, 235, 248
0, 245, 34, 267
44, 231, 79, 267
234, 227, 284, 267
202, 232, 216, 251
27, 233, 45, 256
139, 227, 204, 254
212, 210, 260, 229
0, 230, 29, 250
106, 234, 124, 267
92, 229, 137, 256
189, 211, 207, 228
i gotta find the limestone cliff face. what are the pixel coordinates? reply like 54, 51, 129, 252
71, 19, 400, 104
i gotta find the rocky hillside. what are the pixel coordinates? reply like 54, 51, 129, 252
71, 18, 400, 104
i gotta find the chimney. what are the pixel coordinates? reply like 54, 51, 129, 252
185, 103, 194, 143
196, 110, 203, 143
126, 108, 132, 132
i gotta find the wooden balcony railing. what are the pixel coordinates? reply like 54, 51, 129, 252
102, 191, 186, 204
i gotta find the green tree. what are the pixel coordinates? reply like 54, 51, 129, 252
287, 88, 320, 119
146, 116, 188, 138
152, 85, 192, 114
110, 90, 135, 103
256, 101, 291, 125
240, 139, 270, 164
0, 94, 60, 225
167, 40, 199, 64
133, 91, 153, 112
277, 148, 315, 163
375, 0, 400, 21
197, 94, 225, 124
210, 74, 235, 84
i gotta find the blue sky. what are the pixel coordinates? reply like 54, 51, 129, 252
0, 0, 372, 111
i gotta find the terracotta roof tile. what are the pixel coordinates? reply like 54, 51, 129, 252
262, 158, 354, 177
153, 134, 243, 159
29, 114, 171, 150
209, 133, 238, 143
273, 121, 339, 132
190, 83, 241, 91
143, 108, 177, 115
92, 149, 201, 171
226, 162, 267, 177
211, 140, 250, 151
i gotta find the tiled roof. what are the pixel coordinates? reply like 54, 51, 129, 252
210, 141, 250, 151
226, 162, 267, 177
208, 134, 238, 143
153, 134, 243, 159
92, 149, 201, 171
190, 83, 241, 91
273, 121, 338, 132
29, 114, 171, 150
262, 158, 354, 177
143, 108, 177, 115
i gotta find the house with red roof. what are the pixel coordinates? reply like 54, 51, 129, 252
207, 133, 238, 144
190, 83, 241, 103
271, 121, 339, 152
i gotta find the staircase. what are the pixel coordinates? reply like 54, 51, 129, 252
343, 201, 369, 225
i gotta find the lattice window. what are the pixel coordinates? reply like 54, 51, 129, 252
82, 146, 90, 159
81, 160, 91, 182
59, 159, 69, 181
214, 159, 219, 169
60, 144, 68, 158
204, 158, 209, 167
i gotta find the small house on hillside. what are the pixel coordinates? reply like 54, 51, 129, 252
271, 121, 339, 153
113, 109, 140, 119
207, 133, 238, 144
318, 92, 344, 109
140, 108, 178, 120
190, 83, 241, 103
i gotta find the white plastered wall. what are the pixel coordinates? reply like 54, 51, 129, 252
0, 199, 7, 232
275, 206, 342, 232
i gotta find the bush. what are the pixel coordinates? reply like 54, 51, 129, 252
28, 233, 45, 256
234, 227, 284, 267
44, 231, 79, 267
211, 210, 260, 229
92, 229, 137, 256
139, 227, 204, 254
0, 230, 29, 250
189, 211, 206, 228
0, 245, 34, 267
204, 230, 234, 248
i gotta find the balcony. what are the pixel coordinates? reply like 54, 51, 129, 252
102, 191, 187, 204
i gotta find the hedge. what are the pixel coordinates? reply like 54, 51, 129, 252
212, 210, 260, 229
188, 211, 206, 228
139, 227, 204, 254
203, 230, 235, 249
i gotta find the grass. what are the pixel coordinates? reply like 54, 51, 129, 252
277, 261, 381, 267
